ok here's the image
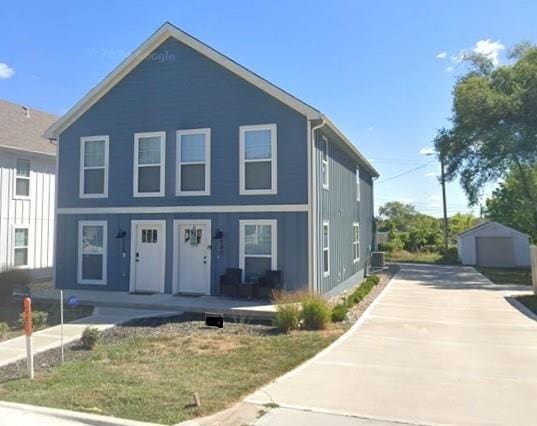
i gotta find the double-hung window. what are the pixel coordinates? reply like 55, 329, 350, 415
323, 221, 330, 277
134, 131, 165, 197
240, 220, 277, 282
240, 124, 277, 195
14, 227, 29, 267
78, 221, 107, 285
321, 137, 329, 189
356, 166, 360, 201
15, 159, 30, 197
80, 136, 109, 198
176, 129, 210, 195
353, 223, 360, 262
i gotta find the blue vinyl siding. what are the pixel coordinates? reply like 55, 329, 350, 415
57, 37, 308, 208
314, 127, 374, 294
55, 212, 308, 294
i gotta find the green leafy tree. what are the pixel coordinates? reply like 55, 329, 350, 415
434, 44, 537, 231
448, 213, 480, 242
485, 166, 537, 240
377, 201, 418, 232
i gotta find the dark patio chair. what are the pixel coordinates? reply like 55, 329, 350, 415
256, 270, 283, 299
219, 268, 242, 297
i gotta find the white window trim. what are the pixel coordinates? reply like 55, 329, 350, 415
176, 128, 211, 196
78, 220, 107, 285
356, 166, 360, 202
14, 158, 31, 200
79, 135, 109, 199
322, 220, 330, 277
133, 131, 166, 197
239, 219, 277, 282
353, 222, 360, 263
13, 226, 30, 268
321, 136, 329, 190
239, 124, 277, 195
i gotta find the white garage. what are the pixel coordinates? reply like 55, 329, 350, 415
457, 221, 531, 267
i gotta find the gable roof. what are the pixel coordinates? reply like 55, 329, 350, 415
0, 99, 57, 156
44, 22, 378, 177
457, 221, 530, 238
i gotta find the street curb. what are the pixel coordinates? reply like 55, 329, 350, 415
0, 400, 162, 426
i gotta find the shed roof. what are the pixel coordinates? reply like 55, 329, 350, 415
0, 99, 57, 156
457, 221, 530, 238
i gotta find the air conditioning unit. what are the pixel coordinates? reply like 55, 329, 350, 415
370, 251, 385, 268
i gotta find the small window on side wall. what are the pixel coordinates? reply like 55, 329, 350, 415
240, 124, 277, 195
80, 136, 109, 198
356, 166, 360, 201
321, 137, 329, 190
323, 221, 330, 277
353, 223, 360, 262
176, 129, 210, 196
15, 159, 30, 197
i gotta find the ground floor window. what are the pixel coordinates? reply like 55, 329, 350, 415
239, 219, 277, 282
353, 223, 360, 262
323, 221, 330, 277
14, 227, 29, 266
78, 221, 107, 285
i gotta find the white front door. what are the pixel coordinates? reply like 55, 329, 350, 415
132, 222, 165, 293
177, 222, 211, 294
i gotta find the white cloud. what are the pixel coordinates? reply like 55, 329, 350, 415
436, 51, 447, 59
0, 62, 15, 79
445, 66, 454, 73
419, 146, 435, 156
472, 39, 504, 66
424, 171, 437, 177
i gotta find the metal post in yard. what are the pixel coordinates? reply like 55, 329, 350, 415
440, 154, 449, 257
23, 297, 34, 379
60, 289, 64, 364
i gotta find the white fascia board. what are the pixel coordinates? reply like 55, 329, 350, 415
45, 23, 320, 139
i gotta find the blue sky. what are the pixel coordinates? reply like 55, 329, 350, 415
1, 0, 536, 217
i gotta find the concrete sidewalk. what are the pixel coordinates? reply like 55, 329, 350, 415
247, 264, 537, 425
0, 307, 175, 367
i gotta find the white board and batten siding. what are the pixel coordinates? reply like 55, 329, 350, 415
457, 221, 531, 268
0, 148, 55, 279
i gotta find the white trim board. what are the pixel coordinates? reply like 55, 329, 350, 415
42, 22, 378, 177
57, 204, 308, 214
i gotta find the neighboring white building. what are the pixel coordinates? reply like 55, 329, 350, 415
457, 221, 531, 268
0, 100, 57, 279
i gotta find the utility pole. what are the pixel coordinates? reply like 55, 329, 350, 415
440, 154, 449, 256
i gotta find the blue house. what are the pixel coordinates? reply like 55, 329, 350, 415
45, 23, 379, 297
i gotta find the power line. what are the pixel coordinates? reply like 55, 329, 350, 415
376, 161, 435, 184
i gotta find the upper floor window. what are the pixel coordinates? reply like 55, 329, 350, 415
14, 227, 29, 267
80, 136, 109, 198
239, 219, 277, 282
240, 124, 277, 195
134, 131, 165, 197
323, 221, 330, 277
356, 166, 360, 201
353, 223, 360, 262
176, 129, 211, 196
321, 137, 329, 190
15, 159, 30, 197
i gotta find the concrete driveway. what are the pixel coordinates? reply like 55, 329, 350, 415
248, 264, 537, 425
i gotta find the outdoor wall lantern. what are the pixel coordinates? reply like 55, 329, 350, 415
115, 229, 127, 257
213, 229, 224, 258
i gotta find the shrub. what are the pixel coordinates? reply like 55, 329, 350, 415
0, 322, 9, 338
331, 303, 348, 322
18, 310, 48, 329
367, 275, 380, 285
301, 297, 331, 330
0, 269, 29, 305
273, 304, 300, 333
346, 275, 380, 307
81, 326, 101, 350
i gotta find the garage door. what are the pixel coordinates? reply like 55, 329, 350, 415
476, 237, 515, 267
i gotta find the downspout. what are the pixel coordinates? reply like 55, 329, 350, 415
309, 118, 326, 295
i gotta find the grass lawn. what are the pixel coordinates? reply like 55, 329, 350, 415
515, 295, 537, 315
476, 267, 532, 286
0, 318, 344, 424
386, 249, 459, 265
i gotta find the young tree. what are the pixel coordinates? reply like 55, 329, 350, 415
434, 44, 537, 229
377, 201, 418, 232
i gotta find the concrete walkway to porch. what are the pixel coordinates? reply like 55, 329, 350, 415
0, 307, 176, 368
30, 288, 276, 320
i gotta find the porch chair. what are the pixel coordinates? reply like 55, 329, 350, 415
256, 270, 283, 299
219, 268, 242, 297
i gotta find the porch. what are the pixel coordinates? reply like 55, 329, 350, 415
30, 287, 276, 321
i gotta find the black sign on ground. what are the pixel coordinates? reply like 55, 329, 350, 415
205, 313, 224, 328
